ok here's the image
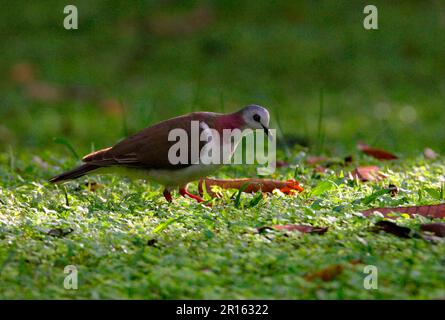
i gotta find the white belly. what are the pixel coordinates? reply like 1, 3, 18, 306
146, 164, 221, 187
95, 164, 221, 187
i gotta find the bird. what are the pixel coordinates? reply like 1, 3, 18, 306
49, 104, 271, 203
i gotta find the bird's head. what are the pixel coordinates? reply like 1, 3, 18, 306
239, 104, 271, 137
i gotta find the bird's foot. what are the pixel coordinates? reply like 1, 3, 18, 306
179, 188, 211, 206
163, 189, 173, 203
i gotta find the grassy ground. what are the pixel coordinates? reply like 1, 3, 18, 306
0, 151, 444, 299
1, 1, 445, 299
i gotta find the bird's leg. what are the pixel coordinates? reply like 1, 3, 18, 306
163, 188, 173, 203
179, 187, 205, 203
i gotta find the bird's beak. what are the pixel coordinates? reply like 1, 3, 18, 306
261, 124, 273, 141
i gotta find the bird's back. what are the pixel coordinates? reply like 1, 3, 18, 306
82, 111, 222, 170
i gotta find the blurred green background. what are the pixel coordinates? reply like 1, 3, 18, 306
1, 0, 444, 156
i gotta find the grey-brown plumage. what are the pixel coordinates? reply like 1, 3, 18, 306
50, 112, 220, 184
49, 163, 100, 182
49, 105, 271, 203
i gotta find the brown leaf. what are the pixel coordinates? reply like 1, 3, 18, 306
198, 178, 303, 197
357, 142, 398, 160
306, 156, 328, 165
148, 5, 215, 37
0, 125, 15, 144
263, 225, 328, 234
101, 98, 124, 117
314, 165, 327, 173
10, 62, 36, 84
64, 85, 102, 102
349, 165, 387, 182
305, 264, 343, 282
349, 259, 363, 265
362, 203, 445, 219
275, 160, 290, 168
24, 82, 62, 102
420, 223, 445, 237
372, 220, 413, 238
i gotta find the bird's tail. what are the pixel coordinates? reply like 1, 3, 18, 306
49, 164, 100, 183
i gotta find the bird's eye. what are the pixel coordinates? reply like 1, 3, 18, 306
253, 114, 261, 122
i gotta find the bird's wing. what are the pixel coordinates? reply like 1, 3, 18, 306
82, 112, 219, 170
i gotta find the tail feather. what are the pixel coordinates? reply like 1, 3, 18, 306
49, 164, 100, 183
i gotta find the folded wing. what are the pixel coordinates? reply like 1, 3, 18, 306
82, 112, 218, 170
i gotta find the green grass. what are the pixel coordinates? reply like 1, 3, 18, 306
1, 1, 445, 299
0, 150, 444, 299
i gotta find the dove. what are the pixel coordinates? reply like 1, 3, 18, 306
50, 105, 271, 203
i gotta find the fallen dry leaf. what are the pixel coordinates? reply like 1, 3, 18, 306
349, 259, 363, 265
24, 82, 62, 102
305, 264, 343, 282
357, 142, 398, 160
198, 178, 303, 197
10, 62, 36, 84
148, 5, 215, 37
258, 225, 328, 235
349, 165, 387, 182
420, 223, 445, 237
372, 220, 413, 238
372, 221, 445, 242
275, 160, 290, 168
101, 98, 124, 117
306, 156, 328, 165
314, 165, 327, 173
64, 85, 101, 102
362, 203, 445, 219
0, 125, 15, 144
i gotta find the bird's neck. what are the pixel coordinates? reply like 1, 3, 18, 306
211, 113, 247, 163
214, 113, 246, 132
